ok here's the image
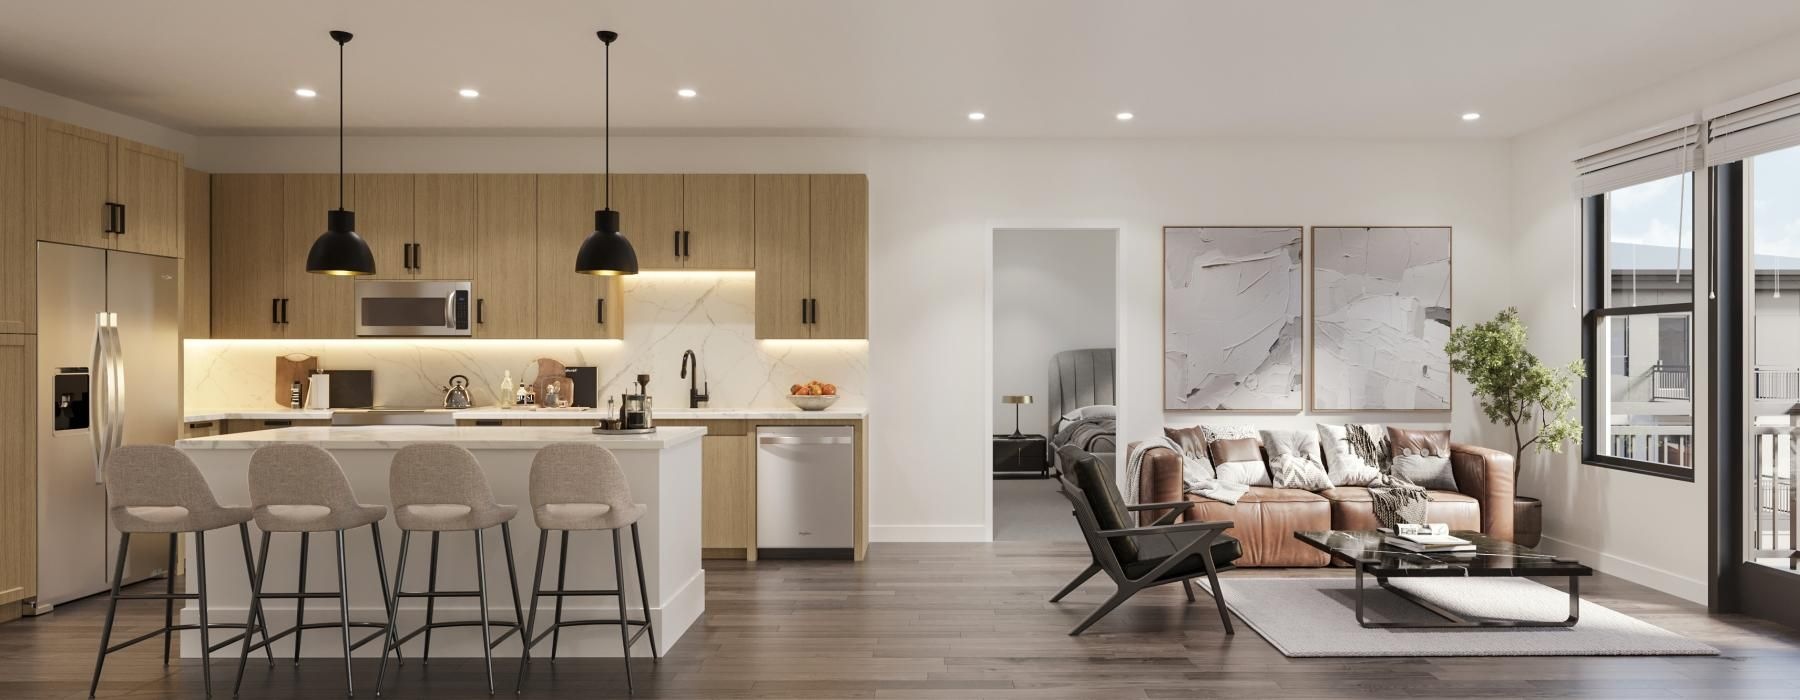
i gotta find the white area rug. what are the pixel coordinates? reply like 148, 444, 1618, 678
1199, 577, 1718, 657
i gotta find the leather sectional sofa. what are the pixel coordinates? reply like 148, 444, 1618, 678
1135, 428, 1515, 567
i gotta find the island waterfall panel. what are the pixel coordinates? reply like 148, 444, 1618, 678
1309, 226, 1453, 411
1163, 227, 1304, 411
175, 426, 705, 658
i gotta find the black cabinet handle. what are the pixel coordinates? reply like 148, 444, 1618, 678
279, 298, 289, 324
103, 203, 122, 234
809, 298, 818, 325
682, 230, 691, 257
412, 242, 421, 270
272, 298, 280, 324
801, 299, 808, 325
597, 298, 605, 325
402, 243, 411, 269
263, 419, 293, 428
118, 203, 126, 236
473, 419, 503, 427
673, 230, 681, 258
476, 298, 486, 324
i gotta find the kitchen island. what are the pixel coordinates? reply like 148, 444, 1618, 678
174, 425, 705, 658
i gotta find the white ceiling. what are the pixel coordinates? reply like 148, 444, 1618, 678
3, 0, 1799, 139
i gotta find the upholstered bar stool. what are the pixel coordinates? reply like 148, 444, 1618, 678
232, 444, 399, 697
514, 442, 658, 695
375, 443, 527, 697
91, 445, 271, 698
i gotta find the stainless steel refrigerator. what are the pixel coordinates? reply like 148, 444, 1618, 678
32, 242, 179, 612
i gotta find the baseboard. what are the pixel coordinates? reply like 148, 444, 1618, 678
869, 524, 989, 542
1538, 535, 1708, 604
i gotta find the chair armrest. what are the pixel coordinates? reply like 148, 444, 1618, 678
1132, 443, 1188, 526
1126, 501, 1193, 512
1095, 519, 1233, 540
1450, 443, 1515, 541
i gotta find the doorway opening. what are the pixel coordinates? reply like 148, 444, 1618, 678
990, 228, 1118, 542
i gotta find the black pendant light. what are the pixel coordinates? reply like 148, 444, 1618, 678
306, 30, 376, 276
575, 29, 639, 276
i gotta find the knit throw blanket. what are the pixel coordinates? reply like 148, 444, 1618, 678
1368, 474, 1430, 528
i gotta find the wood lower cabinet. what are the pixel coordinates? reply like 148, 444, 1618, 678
0, 108, 31, 335
0, 335, 36, 610
753, 174, 868, 339
111, 138, 183, 257
210, 174, 286, 339
281, 175, 356, 338
535, 174, 623, 339
475, 174, 537, 338
181, 168, 210, 339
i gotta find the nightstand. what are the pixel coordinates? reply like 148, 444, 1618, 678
993, 434, 1050, 478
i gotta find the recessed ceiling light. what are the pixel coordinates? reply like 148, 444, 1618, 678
1116, 112, 1134, 121
677, 88, 697, 98
968, 112, 986, 121
295, 88, 317, 98
459, 88, 480, 98
1462, 112, 1481, 121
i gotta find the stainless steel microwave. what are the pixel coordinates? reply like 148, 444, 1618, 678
355, 280, 472, 336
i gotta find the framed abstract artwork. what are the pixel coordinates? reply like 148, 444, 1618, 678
1309, 226, 1453, 411
1163, 226, 1305, 411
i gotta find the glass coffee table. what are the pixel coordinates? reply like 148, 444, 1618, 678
1294, 530, 1593, 629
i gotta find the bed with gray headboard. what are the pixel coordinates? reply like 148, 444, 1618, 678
1048, 348, 1118, 471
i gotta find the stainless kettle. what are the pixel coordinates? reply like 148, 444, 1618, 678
443, 374, 472, 409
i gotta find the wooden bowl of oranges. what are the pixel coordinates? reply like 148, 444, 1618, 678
787, 380, 838, 411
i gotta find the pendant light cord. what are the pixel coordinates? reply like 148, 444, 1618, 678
604, 37, 611, 210
338, 36, 345, 210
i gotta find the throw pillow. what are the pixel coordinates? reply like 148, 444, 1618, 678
1208, 437, 1271, 487
1269, 453, 1333, 491
1261, 429, 1324, 464
1387, 427, 1457, 491
1317, 423, 1386, 486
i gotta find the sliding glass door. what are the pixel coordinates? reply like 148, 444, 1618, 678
1743, 144, 1800, 578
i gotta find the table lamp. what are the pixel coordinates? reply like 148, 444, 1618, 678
1002, 394, 1034, 438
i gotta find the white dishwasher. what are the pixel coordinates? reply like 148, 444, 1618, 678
756, 426, 855, 558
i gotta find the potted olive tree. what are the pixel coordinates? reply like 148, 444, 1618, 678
1444, 307, 1584, 548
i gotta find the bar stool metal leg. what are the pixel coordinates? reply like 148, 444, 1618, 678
422, 531, 440, 665
374, 530, 411, 697
335, 530, 356, 697
234, 531, 273, 697
474, 529, 497, 695
294, 531, 309, 664
611, 530, 633, 694
550, 531, 569, 661
163, 533, 177, 665
238, 524, 275, 665
88, 532, 131, 698
369, 525, 401, 667
515, 531, 550, 694
196, 528, 215, 697
629, 523, 659, 661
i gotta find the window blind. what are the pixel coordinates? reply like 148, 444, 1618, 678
1705, 78, 1800, 166
1573, 116, 1699, 198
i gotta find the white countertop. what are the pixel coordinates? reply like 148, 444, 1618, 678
184, 406, 868, 422
176, 425, 708, 451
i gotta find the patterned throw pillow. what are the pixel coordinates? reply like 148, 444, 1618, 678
1269, 453, 1333, 491
1208, 437, 1271, 487
1317, 423, 1387, 486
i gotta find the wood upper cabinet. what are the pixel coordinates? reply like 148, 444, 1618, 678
34, 119, 113, 248
613, 174, 684, 270
754, 175, 811, 339
475, 174, 536, 338
0, 334, 37, 606
414, 174, 478, 280
806, 175, 868, 338
112, 138, 183, 257
181, 169, 210, 339
682, 174, 755, 270
753, 174, 868, 339
210, 174, 286, 339
0, 108, 31, 334
282, 174, 356, 338
535, 174, 623, 339
353, 174, 413, 279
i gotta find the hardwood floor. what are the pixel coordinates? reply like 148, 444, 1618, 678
3, 542, 1798, 698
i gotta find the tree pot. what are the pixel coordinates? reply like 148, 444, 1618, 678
1513, 496, 1543, 548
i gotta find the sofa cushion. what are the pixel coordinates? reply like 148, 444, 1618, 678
1319, 487, 1481, 532
1209, 437, 1271, 486
1388, 427, 1457, 490
1066, 447, 1139, 564
1185, 487, 1331, 566
1318, 423, 1387, 486
1123, 531, 1243, 579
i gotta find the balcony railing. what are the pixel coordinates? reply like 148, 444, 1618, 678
1757, 368, 1800, 401
1650, 362, 1690, 401
1754, 427, 1799, 568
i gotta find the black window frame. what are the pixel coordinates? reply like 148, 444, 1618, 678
1581, 190, 1698, 481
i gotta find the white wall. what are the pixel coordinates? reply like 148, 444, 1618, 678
1507, 30, 1800, 603
993, 229, 1117, 437
199, 134, 1510, 543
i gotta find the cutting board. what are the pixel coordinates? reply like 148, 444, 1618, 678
274, 354, 318, 408
528, 358, 573, 407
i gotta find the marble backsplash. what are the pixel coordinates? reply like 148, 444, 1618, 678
183, 272, 868, 411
